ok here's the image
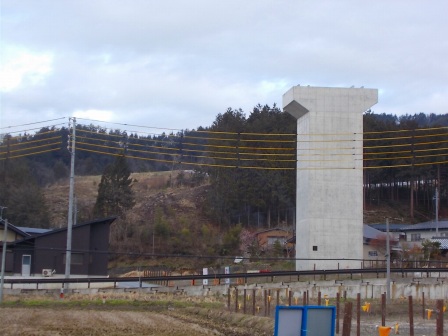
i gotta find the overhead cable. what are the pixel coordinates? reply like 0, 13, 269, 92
0, 117, 67, 130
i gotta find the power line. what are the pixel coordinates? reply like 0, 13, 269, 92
2, 118, 448, 170
0, 147, 62, 160
3, 132, 448, 169
0, 117, 67, 131
0, 140, 62, 156
0, 135, 62, 150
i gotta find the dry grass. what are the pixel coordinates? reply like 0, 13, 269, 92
44, 171, 181, 227
0, 291, 273, 336
2, 291, 446, 335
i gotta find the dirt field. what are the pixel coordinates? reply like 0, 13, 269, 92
0, 291, 274, 336
1, 292, 448, 335
1, 307, 238, 336
2, 305, 447, 336
2, 304, 448, 336
0, 306, 277, 336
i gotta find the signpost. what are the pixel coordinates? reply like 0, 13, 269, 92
274, 305, 336, 336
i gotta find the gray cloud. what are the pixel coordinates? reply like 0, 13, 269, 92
2, 0, 448, 133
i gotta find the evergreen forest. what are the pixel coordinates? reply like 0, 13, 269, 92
1, 106, 448, 258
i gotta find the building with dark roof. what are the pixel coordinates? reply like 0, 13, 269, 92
1, 217, 116, 277
0, 221, 29, 243
369, 220, 448, 244
16, 227, 51, 236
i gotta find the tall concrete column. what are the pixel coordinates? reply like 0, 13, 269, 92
283, 86, 378, 270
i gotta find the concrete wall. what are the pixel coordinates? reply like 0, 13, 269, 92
283, 86, 378, 271
4, 276, 448, 302
181, 277, 448, 302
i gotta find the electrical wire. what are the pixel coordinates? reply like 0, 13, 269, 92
75, 138, 448, 169
75, 117, 184, 132
76, 122, 448, 154
0, 135, 61, 149
0, 147, 61, 160
364, 125, 448, 135
0, 117, 67, 130
127, 135, 448, 159
77, 128, 296, 152
2, 118, 448, 170
75, 125, 448, 167
76, 116, 448, 137
76, 127, 297, 147
76, 141, 297, 164
0, 123, 67, 135
0, 141, 62, 156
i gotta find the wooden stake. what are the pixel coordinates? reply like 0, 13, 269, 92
342, 301, 353, 336
336, 292, 340, 334
437, 299, 444, 336
356, 293, 361, 336
408, 295, 414, 336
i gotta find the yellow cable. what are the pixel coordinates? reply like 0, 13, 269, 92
0, 147, 61, 160
0, 136, 61, 149
0, 141, 62, 155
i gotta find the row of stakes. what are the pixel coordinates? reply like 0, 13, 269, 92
58, 286, 445, 336
360, 300, 446, 336
229, 289, 448, 336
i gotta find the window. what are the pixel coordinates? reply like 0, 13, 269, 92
312, 246, 318, 251
368, 251, 378, 257
62, 253, 84, 265
410, 233, 421, 242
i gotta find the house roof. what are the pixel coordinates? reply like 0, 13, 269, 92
16, 227, 51, 235
363, 225, 385, 239
364, 225, 397, 242
0, 220, 30, 238
368, 223, 409, 232
401, 220, 448, 231
369, 220, 448, 232
7, 217, 117, 246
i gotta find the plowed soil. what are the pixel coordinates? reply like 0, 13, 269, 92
1, 304, 447, 335
0, 306, 274, 336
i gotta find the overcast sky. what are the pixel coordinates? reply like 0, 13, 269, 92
1, 0, 447, 134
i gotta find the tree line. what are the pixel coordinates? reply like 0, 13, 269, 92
1, 107, 448, 231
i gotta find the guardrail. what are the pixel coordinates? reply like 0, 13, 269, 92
3, 267, 448, 289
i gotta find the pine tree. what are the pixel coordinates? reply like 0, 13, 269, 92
93, 154, 135, 218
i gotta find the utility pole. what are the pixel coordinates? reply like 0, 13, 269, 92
64, 117, 76, 293
435, 187, 439, 236
386, 217, 391, 303
0, 206, 8, 303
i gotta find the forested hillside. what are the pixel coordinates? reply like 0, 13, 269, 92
1, 107, 448, 257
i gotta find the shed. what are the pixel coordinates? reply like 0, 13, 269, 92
2, 217, 116, 276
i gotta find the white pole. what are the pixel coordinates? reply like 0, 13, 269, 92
436, 187, 439, 236
386, 217, 391, 303
0, 218, 8, 303
64, 117, 76, 291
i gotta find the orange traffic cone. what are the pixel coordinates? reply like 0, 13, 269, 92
378, 326, 392, 336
